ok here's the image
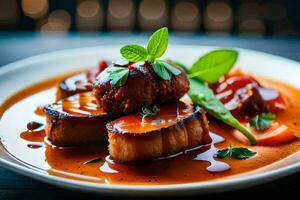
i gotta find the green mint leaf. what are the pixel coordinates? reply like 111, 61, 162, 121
107, 67, 129, 88
231, 147, 256, 159
161, 61, 181, 76
140, 105, 160, 119
189, 49, 238, 83
250, 112, 276, 131
84, 157, 103, 164
152, 61, 171, 80
147, 55, 155, 64
147, 27, 168, 59
217, 146, 255, 159
120, 44, 148, 62
216, 146, 233, 158
188, 79, 257, 145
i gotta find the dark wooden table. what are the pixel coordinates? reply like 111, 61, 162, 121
0, 32, 300, 199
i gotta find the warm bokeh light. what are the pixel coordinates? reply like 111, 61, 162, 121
48, 10, 71, 30
0, 0, 297, 36
76, 0, 104, 31
39, 21, 67, 33
204, 1, 233, 34
38, 10, 71, 33
21, 0, 48, 19
138, 0, 168, 31
236, 2, 265, 36
171, 0, 200, 32
107, 0, 135, 30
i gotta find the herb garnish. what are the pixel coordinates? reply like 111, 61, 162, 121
120, 27, 181, 80
188, 79, 257, 145
140, 105, 160, 119
84, 157, 103, 164
250, 112, 276, 131
106, 67, 129, 88
172, 47, 257, 145
216, 146, 256, 159
120, 44, 148, 62
188, 49, 238, 83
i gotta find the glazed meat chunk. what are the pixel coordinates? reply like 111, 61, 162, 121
93, 62, 189, 114
107, 102, 209, 162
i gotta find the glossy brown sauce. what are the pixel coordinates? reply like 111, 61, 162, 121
1, 73, 300, 185
110, 102, 194, 134
59, 92, 105, 116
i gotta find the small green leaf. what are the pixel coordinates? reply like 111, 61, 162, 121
216, 146, 233, 158
216, 146, 256, 159
188, 79, 257, 145
231, 147, 256, 159
140, 105, 160, 119
152, 61, 171, 80
84, 157, 103, 164
161, 61, 181, 76
250, 112, 276, 131
189, 49, 238, 83
120, 44, 148, 62
107, 67, 129, 88
147, 27, 168, 59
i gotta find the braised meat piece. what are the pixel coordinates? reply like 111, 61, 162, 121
107, 101, 209, 162
44, 92, 113, 147
93, 62, 189, 114
56, 60, 108, 100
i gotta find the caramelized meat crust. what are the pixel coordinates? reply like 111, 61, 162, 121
106, 104, 209, 162
44, 92, 113, 147
93, 62, 189, 114
56, 73, 93, 100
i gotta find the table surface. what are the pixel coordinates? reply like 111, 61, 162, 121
0, 32, 300, 199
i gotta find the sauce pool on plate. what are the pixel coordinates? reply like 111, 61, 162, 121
1, 73, 300, 185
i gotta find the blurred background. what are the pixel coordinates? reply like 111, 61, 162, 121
0, 0, 299, 36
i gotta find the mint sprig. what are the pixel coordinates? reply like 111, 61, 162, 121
120, 44, 148, 62
216, 146, 256, 159
120, 27, 181, 80
147, 27, 168, 59
107, 67, 129, 88
250, 112, 276, 131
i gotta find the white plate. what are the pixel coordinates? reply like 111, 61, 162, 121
0, 45, 300, 196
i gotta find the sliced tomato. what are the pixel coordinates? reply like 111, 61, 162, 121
233, 122, 297, 146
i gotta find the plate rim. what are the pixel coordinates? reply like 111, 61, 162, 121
0, 45, 300, 195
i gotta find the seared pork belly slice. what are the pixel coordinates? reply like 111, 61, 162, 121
93, 62, 189, 114
106, 102, 209, 162
56, 72, 94, 100
44, 92, 113, 147
57, 60, 108, 100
